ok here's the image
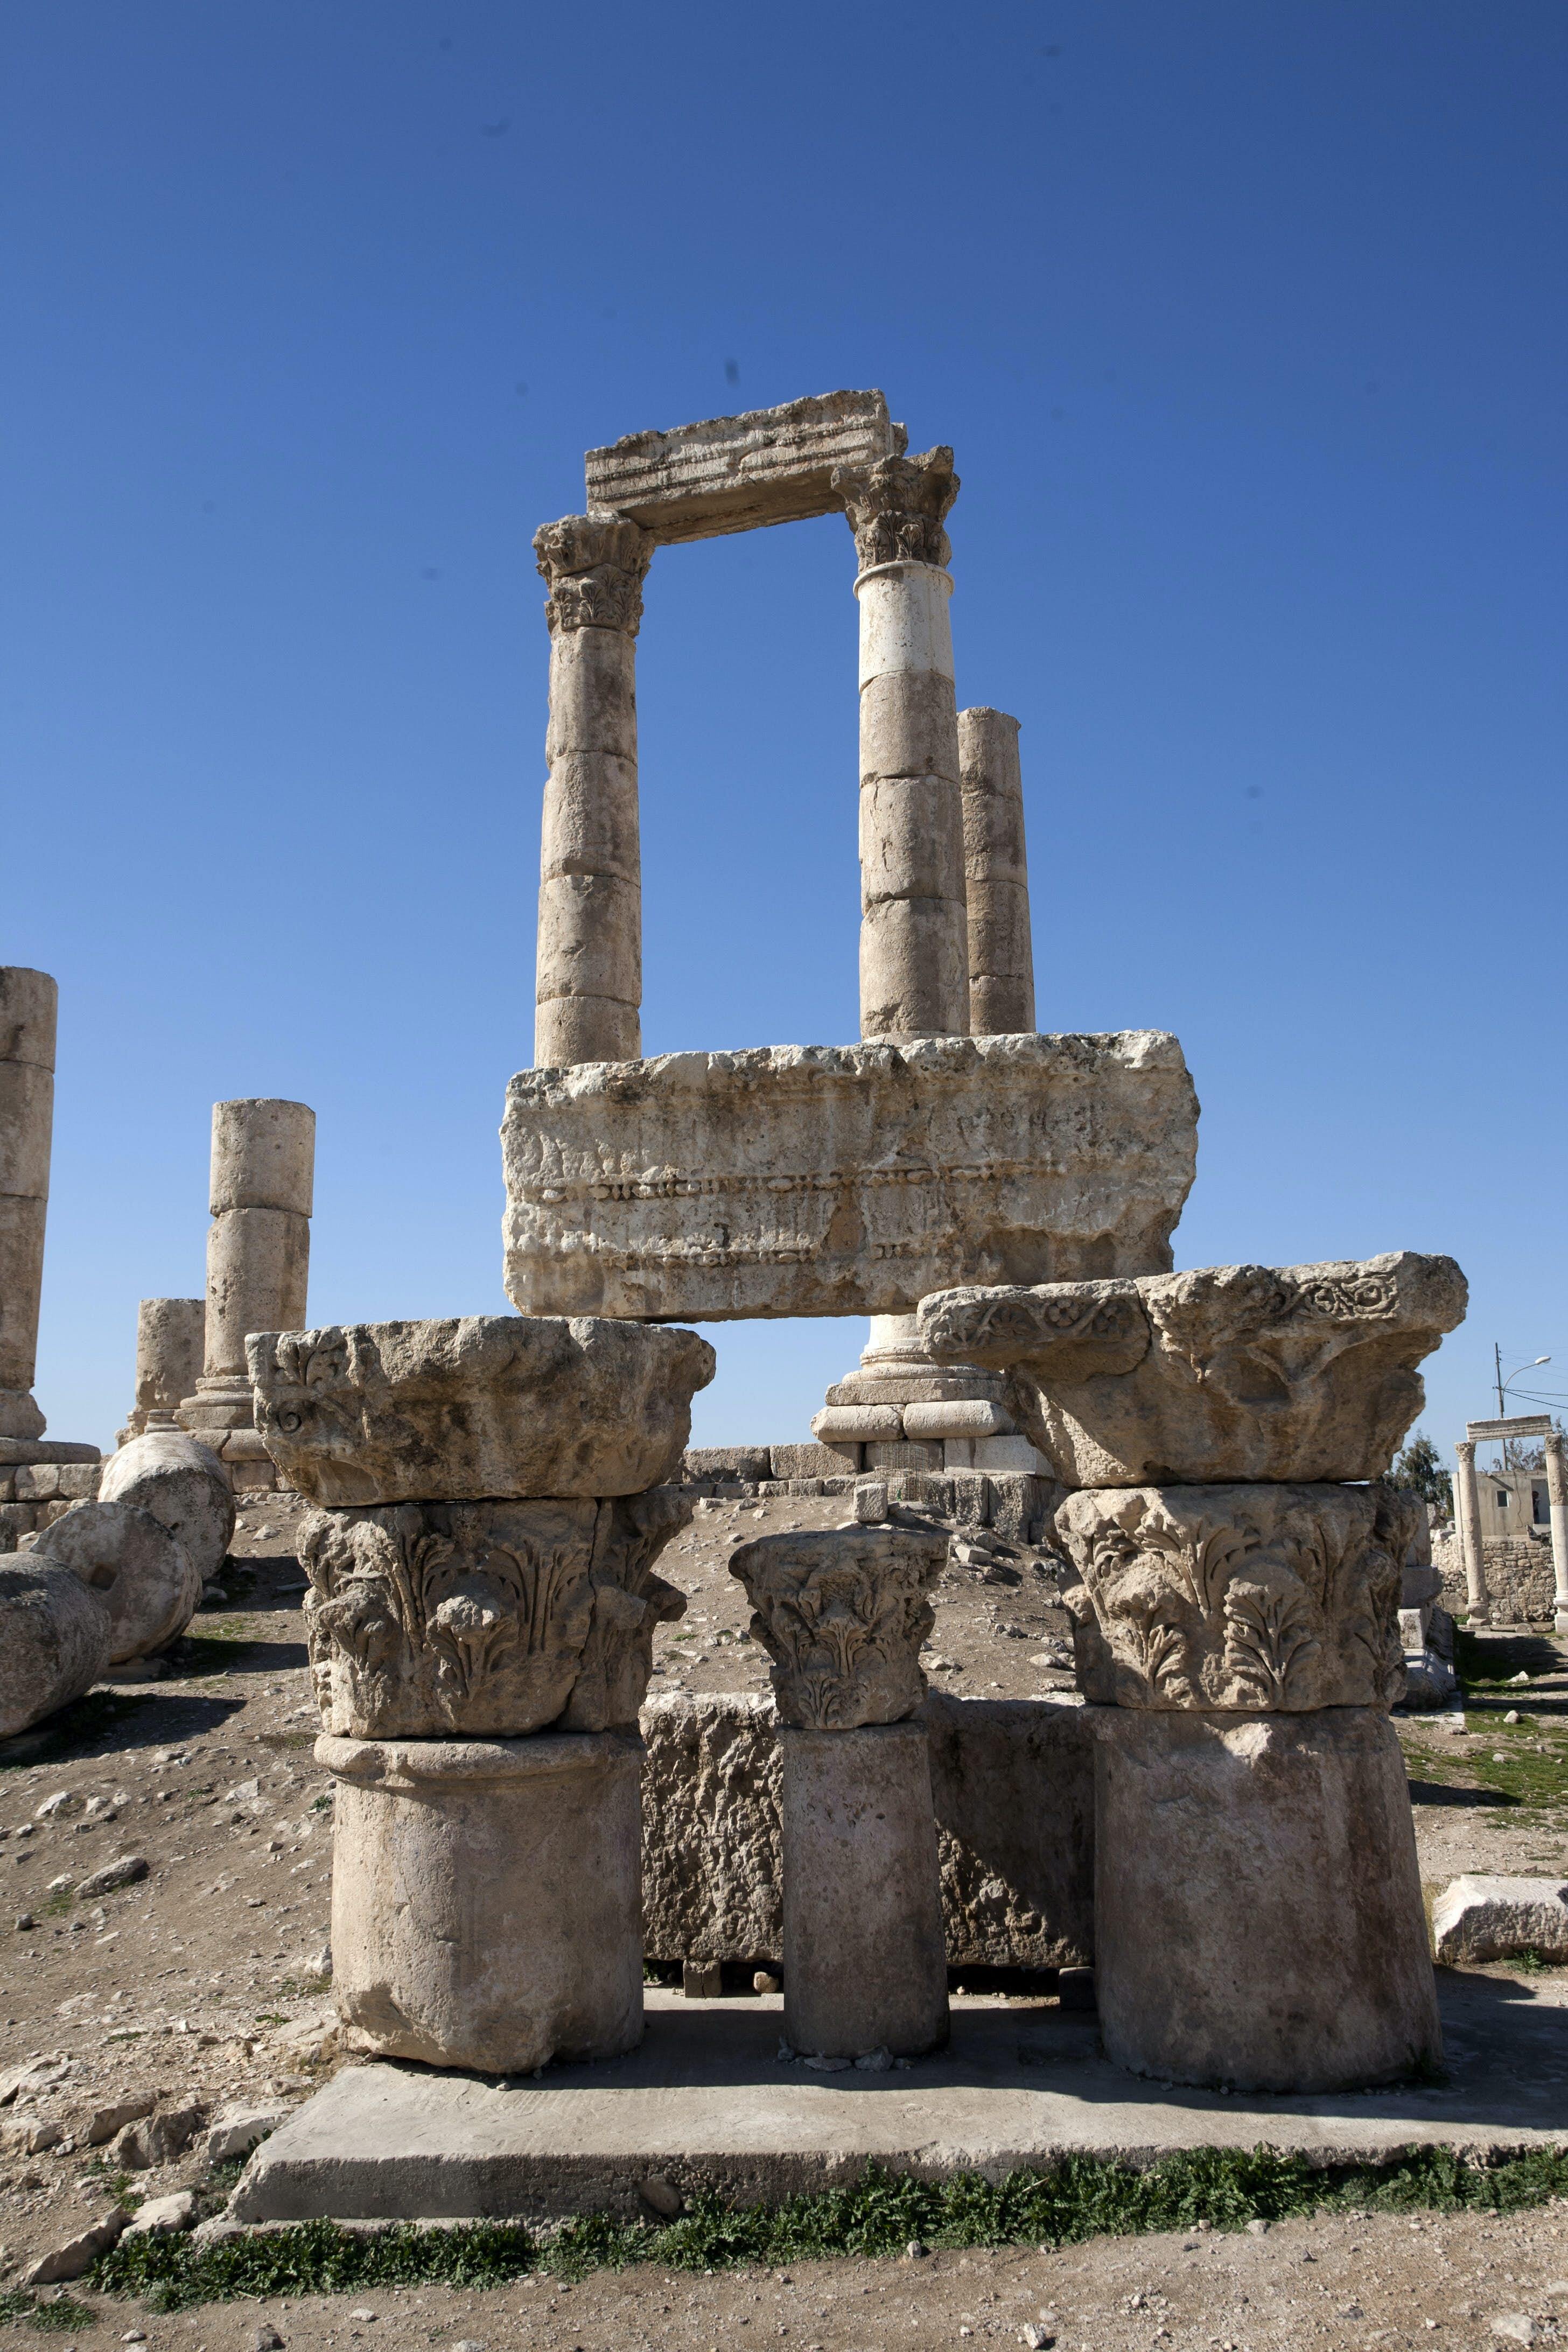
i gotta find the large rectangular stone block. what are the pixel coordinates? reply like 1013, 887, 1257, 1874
585, 389, 899, 544
502, 1033, 1198, 1322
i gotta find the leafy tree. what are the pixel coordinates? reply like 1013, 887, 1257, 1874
1391, 1432, 1451, 1515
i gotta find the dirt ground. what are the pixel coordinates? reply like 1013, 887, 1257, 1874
3, 1485, 1567, 2346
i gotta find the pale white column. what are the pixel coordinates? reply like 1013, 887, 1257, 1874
835, 450, 969, 1041
0, 968, 56, 1441
1454, 1439, 1489, 1623
1545, 1430, 1568, 1635
532, 515, 653, 1068
958, 708, 1035, 1035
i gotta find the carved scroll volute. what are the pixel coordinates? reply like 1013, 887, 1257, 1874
534, 514, 655, 636
832, 447, 959, 571
729, 1522, 948, 1731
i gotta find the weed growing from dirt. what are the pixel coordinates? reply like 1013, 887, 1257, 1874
0, 2291, 98, 2331
91, 2145, 1568, 2311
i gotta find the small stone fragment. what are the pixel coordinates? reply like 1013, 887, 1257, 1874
638, 2174, 684, 2218
22, 2206, 130, 2284
205, 2103, 291, 2164
76, 1855, 150, 1899
251, 2327, 284, 2352
124, 2189, 198, 2237
83, 2095, 155, 2147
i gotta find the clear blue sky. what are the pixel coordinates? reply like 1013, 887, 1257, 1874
4, 2, 1564, 1462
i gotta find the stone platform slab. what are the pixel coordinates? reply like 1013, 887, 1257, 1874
232, 1977, 1568, 2223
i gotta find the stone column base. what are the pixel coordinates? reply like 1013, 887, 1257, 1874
782, 1719, 949, 2061
813, 1314, 1048, 1478
318, 1730, 645, 2075
1091, 1705, 1440, 2094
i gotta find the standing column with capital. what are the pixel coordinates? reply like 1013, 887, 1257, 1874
532, 516, 654, 1069
834, 449, 969, 1041
1453, 1439, 1490, 1623
1545, 1429, 1568, 1634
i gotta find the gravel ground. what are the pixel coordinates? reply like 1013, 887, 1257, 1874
2, 1485, 1566, 2344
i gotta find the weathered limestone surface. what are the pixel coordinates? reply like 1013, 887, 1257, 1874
180, 1100, 314, 1450
320, 1731, 644, 2075
0, 1557, 111, 1737
1093, 1705, 1440, 2091
840, 447, 969, 1040
502, 1034, 1199, 1322
248, 1317, 715, 1504
299, 1489, 691, 1738
97, 1432, 235, 1586
637, 1690, 1095, 1971
958, 709, 1035, 1038
1054, 1482, 1412, 1712
920, 1252, 1466, 1485
0, 968, 56, 1443
729, 1522, 947, 1730
35, 1500, 202, 1663
585, 390, 900, 544
1431, 1875, 1568, 1966
533, 515, 653, 1068
782, 1720, 949, 2060
121, 1299, 205, 1443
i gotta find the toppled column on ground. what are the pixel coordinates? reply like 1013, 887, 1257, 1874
923, 1249, 1462, 2093
179, 1099, 313, 1489
98, 1431, 235, 1588
533, 516, 654, 1067
120, 1298, 205, 1444
730, 1520, 950, 2061
958, 708, 1035, 1038
249, 1312, 713, 2073
0, 1555, 111, 1738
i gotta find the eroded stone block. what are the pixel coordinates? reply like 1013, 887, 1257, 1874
502, 1034, 1199, 1322
920, 1252, 1466, 1485
1053, 1482, 1413, 1711
299, 1489, 690, 1738
248, 1315, 715, 1504
0, 1557, 111, 1737
585, 389, 900, 544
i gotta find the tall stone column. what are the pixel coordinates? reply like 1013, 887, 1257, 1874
958, 708, 1035, 1036
1453, 1439, 1490, 1624
532, 516, 654, 1069
0, 969, 58, 1443
119, 1298, 205, 1445
1545, 1429, 1568, 1635
179, 1100, 313, 1482
834, 449, 969, 1041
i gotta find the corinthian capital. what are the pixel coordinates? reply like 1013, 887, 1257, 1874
832, 446, 959, 571
728, 1522, 947, 1729
534, 514, 655, 636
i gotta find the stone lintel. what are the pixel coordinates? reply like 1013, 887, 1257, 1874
1467, 1415, 1554, 1441
584, 390, 902, 545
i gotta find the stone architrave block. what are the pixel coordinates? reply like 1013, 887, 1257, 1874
0, 1557, 111, 1737
299, 1489, 691, 1738
919, 1252, 1467, 1485
1053, 1482, 1413, 1712
1431, 1875, 1568, 1966
247, 1315, 715, 1504
585, 389, 901, 544
502, 1034, 1199, 1323
34, 1501, 202, 1663
729, 1522, 948, 1730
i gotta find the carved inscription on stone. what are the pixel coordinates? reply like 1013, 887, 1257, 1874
502, 1034, 1199, 1321
1052, 1482, 1416, 1711
299, 1490, 689, 1738
920, 1252, 1467, 1485
728, 1523, 948, 1731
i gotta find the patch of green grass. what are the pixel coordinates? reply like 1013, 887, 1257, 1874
89, 2145, 1568, 2311
257, 1732, 314, 1751
310, 1794, 333, 1812
272, 1975, 330, 1998
0, 2291, 98, 2332
253, 2010, 287, 2026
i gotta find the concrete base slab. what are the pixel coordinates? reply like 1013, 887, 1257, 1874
233, 1977, 1568, 2223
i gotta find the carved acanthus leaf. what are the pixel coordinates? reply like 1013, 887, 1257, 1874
534, 514, 655, 637
832, 447, 958, 571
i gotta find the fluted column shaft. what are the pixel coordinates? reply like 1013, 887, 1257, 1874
1454, 1439, 1490, 1622
958, 707, 1035, 1035
533, 516, 654, 1068
0, 968, 57, 1441
835, 450, 969, 1041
